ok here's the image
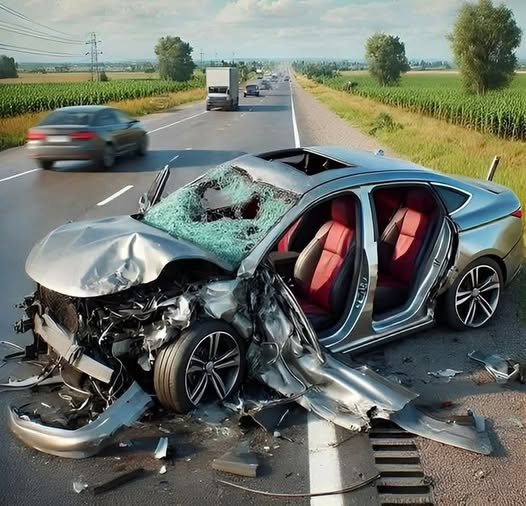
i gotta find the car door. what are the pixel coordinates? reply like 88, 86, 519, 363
326, 182, 455, 354
113, 109, 140, 152
96, 109, 126, 154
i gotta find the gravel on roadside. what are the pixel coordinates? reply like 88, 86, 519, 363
291, 76, 526, 506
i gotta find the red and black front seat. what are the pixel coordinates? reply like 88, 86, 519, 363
374, 190, 436, 314
293, 197, 356, 330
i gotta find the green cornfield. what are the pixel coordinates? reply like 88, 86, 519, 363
0, 76, 205, 118
313, 72, 526, 141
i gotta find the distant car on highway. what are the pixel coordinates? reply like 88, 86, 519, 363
26, 105, 148, 170
244, 84, 260, 97
260, 79, 271, 90
284, 75, 290, 81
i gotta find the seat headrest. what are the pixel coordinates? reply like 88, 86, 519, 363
331, 197, 355, 227
406, 190, 435, 213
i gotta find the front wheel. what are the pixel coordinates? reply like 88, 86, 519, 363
153, 320, 246, 413
136, 135, 148, 157
443, 257, 503, 330
37, 160, 53, 170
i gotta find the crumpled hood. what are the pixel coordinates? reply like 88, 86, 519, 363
26, 215, 234, 298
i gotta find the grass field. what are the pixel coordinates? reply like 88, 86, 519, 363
0, 71, 160, 84
312, 71, 526, 141
295, 74, 526, 219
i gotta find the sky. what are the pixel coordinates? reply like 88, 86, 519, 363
1, 0, 526, 63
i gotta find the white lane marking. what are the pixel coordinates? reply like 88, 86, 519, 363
0, 168, 40, 184
308, 415, 344, 506
147, 111, 207, 134
168, 154, 180, 163
96, 185, 133, 206
185, 147, 192, 150
289, 81, 301, 148
240, 113, 246, 117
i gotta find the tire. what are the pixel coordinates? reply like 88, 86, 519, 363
136, 135, 148, 157
206, 105, 211, 111
443, 257, 503, 330
243, 93, 247, 97
100, 144, 115, 169
154, 320, 246, 413
37, 160, 53, 170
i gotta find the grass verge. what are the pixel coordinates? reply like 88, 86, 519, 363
296, 74, 526, 318
0, 87, 206, 152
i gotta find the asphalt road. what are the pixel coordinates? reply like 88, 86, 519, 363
0, 81, 379, 505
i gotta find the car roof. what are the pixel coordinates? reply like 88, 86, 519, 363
55, 105, 110, 113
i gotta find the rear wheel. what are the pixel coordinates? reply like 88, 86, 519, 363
37, 160, 53, 170
154, 320, 246, 413
100, 144, 115, 169
443, 257, 503, 330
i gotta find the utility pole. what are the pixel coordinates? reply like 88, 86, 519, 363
200, 50, 204, 68
85, 32, 103, 81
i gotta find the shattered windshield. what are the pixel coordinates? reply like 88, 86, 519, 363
142, 165, 300, 265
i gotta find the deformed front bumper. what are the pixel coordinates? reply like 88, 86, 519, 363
8, 382, 152, 459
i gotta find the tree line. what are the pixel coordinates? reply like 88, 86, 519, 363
294, 0, 522, 96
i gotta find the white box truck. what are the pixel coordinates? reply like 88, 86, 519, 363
206, 67, 239, 111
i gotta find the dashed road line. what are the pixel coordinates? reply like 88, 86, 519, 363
146, 111, 207, 134
96, 185, 134, 206
0, 168, 40, 184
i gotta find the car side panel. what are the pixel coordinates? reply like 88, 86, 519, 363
449, 216, 523, 288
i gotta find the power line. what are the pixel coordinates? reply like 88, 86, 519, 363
0, 23, 84, 44
0, 2, 76, 38
0, 43, 82, 57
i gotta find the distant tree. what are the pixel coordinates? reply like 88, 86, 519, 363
449, 0, 522, 94
0, 55, 18, 78
155, 36, 195, 81
365, 33, 410, 86
99, 70, 109, 82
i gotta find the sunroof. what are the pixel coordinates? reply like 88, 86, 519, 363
257, 148, 354, 176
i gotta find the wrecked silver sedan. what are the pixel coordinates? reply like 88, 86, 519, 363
9, 146, 521, 458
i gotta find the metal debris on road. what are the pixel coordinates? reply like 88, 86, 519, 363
468, 350, 521, 383
154, 437, 169, 459
427, 369, 463, 382
212, 440, 259, 477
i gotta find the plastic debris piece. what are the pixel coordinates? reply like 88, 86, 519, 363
158, 426, 171, 434
154, 437, 169, 459
159, 465, 167, 475
93, 468, 146, 495
212, 440, 259, 477
427, 369, 463, 382
73, 481, 88, 494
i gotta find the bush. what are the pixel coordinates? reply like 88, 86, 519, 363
369, 113, 402, 135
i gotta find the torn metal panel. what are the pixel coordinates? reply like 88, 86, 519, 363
34, 313, 114, 384
468, 350, 521, 383
391, 405, 493, 455
8, 382, 152, 459
25, 215, 233, 298
201, 280, 243, 321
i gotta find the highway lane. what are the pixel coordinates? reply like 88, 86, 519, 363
0, 80, 378, 505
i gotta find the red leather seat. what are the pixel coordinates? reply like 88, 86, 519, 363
373, 188, 405, 234
375, 190, 436, 313
293, 197, 356, 329
278, 219, 302, 252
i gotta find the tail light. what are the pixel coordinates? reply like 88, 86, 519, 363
511, 207, 522, 218
70, 131, 98, 140
26, 130, 46, 141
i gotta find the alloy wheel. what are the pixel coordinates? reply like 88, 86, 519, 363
184, 331, 241, 405
454, 264, 501, 328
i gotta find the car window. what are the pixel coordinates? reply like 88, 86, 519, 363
114, 110, 133, 124
96, 109, 118, 126
39, 110, 95, 126
432, 184, 470, 213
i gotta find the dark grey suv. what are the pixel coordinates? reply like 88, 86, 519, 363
26, 105, 148, 169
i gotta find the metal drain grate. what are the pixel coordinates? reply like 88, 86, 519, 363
369, 421, 434, 505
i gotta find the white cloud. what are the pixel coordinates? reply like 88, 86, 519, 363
2, 0, 525, 62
